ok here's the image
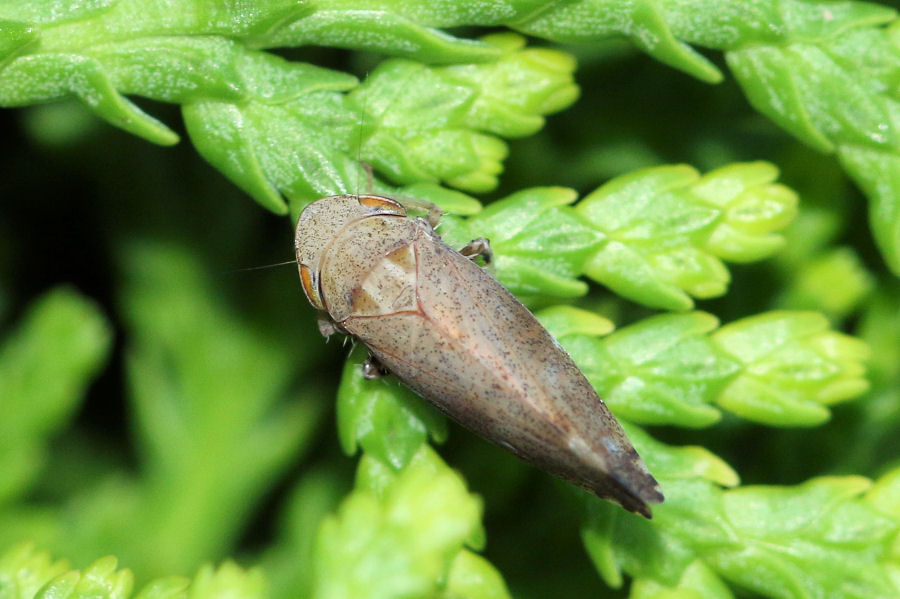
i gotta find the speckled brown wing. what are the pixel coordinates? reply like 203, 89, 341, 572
340, 219, 663, 516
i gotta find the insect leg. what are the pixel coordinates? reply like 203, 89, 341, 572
317, 313, 340, 338
394, 195, 443, 228
362, 353, 390, 379
459, 237, 493, 265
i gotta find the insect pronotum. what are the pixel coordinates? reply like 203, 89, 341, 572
294, 191, 664, 517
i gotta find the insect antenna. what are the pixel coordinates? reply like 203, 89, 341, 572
221, 259, 298, 274
354, 70, 373, 197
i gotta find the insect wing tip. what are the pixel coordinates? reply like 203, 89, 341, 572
609, 474, 664, 519
625, 468, 665, 518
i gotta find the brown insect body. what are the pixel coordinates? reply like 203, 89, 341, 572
296, 193, 663, 517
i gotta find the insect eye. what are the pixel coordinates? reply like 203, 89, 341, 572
357, 195, 406, 215
299, 263, 323, 309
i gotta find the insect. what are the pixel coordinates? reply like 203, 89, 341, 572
295, 193, 664, 517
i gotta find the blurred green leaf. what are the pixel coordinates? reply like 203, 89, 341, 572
445, 550, 512, 599
261, 471, 345, 599
0, 544, 273, 599
36, 555, 133, 599
187, 563, 265, 599
131, 577, 189, 599
630, 560, 735, 599
776, 247, 875, 319
112, 241, 325, 578
0, 288, 111, 504
835, 284, 900, 473
311, 446, 485, 599
0, 543, 71, 599
0, 241, 327, 579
